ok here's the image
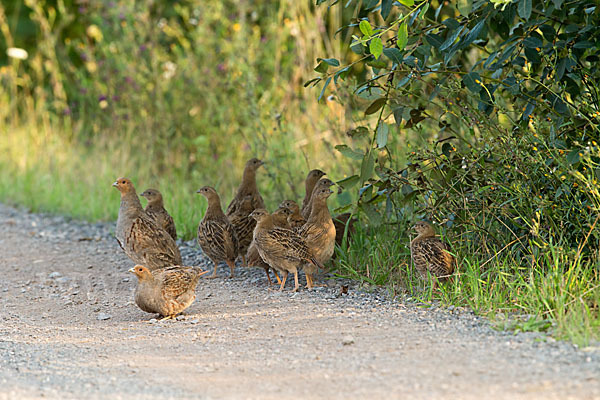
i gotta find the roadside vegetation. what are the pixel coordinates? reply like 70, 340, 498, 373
0, 0, 598, 344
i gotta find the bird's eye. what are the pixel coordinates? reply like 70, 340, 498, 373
122, 180, 126, 184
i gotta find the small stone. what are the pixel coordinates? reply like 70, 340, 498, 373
189, 319, 199, 324
176, 315, 186, 321
342, 335, 354, 345
149, 318, 158, 324
48, 272, 62, 279
96, 312, 112, 321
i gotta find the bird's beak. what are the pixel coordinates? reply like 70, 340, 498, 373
112, 181, 118, 188
195, 189, 202, 194
128, 268, 135, 273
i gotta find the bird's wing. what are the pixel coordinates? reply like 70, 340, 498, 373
198, 219, 238, 259
160, 267, 197, 299
127, 214, 182, 266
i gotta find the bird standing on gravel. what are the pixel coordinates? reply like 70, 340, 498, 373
246, 207, 291, 285
226, 158, 265, 265
196, 186, 239, 279
297, 187, 336, 289
129, 264, 209, 320
140, 188, 177, 241
113, 178, 182, 270
301, 178, 335, 220
279, 199, 305, 229
250, 208, 322, 292
300, 169, 326, 218
410, 221, 455, 287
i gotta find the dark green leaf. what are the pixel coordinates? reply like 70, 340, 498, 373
439, 26, 462, 51
566, 149, 580, 165
318, 77, 331, 102
523, 37, 542, 48
376, 123, 389, 148
518, 0, 532, 19
383, 47, 403, 64
393, 107, 404, 126
425, 33, 444, 48
573, 41, 594, 49
335, 144, 364, 160
463, 72, 482, 93
364, 97, 387, 115
381, 0, 393, 20
461, 19, 485, 48
360, 151, 375, 184
457, 0, 472, 16
317, 57, 340, 66
303, 77, 321, 88
336, 175, 360, 189
401, 184, 413, 196
314, 61, 329, 73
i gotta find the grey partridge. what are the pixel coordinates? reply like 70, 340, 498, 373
129, 264, 208, 319
226, 158, 265, 264
246, 207, 291, 285
297, 187, 336, 289
250, 208, 322, 292
300, 169, 326, 218
410, 221, 455, 286
279, 199, 305, 229
140, 188, 177, 240
196, 186, 239, 278
113, 178, 182, 270
301, 178, 335, 220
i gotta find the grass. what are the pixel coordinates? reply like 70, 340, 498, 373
334, 224, 600, 346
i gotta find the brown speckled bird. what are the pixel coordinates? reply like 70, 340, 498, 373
226, 158, 265, 264
410, 221, 455, 286
297, 187, 336, 289
250, 209, 322, 292
129, 265, 209, 320
196, 186, 239, 279
301, 178, 335, 220
140, 188, 177, 241
246, 207, 291, 285
113, 178, 182, 270
300, 169, 326, 218
279, 199, 305, 229
227, 195, 255, 266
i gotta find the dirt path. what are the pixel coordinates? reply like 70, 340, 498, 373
0, 203, 598, 399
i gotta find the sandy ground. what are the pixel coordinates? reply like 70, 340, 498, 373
0, 203, 599, 399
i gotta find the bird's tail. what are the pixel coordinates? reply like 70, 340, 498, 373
311, 257, 325, 271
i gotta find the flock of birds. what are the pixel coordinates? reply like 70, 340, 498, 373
112, 158, 455, 320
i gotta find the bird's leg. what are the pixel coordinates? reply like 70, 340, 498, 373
292, 270, 299, 292
226, 260, 235, 278
242, 254, 247, 268
273, 270, 282, 285
263, 267, 273, 285
278, 271, 288, 291
158, 315, 174, 321
209, 260, 219, 279
305, 273, 313, 289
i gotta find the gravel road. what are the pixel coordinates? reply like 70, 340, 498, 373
0, 203, 598, 399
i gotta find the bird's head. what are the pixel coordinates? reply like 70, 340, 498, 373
140, 188, 161, 202
279, 199, 299, 213
246, 158, 265, 171
129, 265, 152, 280
413, 221, 435, 237
315, 178, 335, 190
249, 208, 269, 222
314, 187, 333, 199
307, 169, 326, 182
196, 186, 217, 198
113, 177, 135, 193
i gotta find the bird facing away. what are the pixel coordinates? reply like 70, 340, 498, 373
140, 188, 177, 241
113, 178, 182, 270
246, 207, 291, 285
279, 199, 305, 229
333, 213, 356, 247
129, 265, 209, 319
250, 208, 323, 292
297, 187, 336, 289
226, 158, 266, 264
301, 178, 335, 220
196, 186, 239, 279
300, 169, 326, 218
410, 221, 455, 286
